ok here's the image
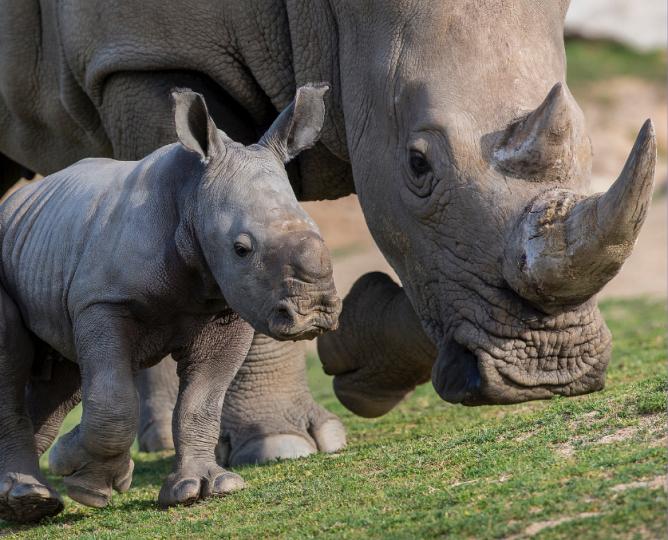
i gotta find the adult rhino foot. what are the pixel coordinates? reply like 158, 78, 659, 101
217, 334, 346, 467
318, 272, 436, 417
158, 463, 244, 507
49, 430, 134, 508
0, 473, 63, 523
219, 416, 346, 466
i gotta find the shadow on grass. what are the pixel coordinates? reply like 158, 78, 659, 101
129, 452, 174, 489
115, 498, 161, 512
0, 512, 87, 535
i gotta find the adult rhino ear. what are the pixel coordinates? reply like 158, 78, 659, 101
259, 83, 329, 163
171, 88, 223, 161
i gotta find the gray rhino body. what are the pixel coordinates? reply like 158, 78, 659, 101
0, 1, 655, 463
0, 86, 340, 522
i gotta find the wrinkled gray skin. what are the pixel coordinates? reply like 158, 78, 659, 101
0, 1, 656, 456
0, 85, 341, 523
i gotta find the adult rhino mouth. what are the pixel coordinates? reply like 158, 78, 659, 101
431, 340, 483, 405
432, 314, 612, 406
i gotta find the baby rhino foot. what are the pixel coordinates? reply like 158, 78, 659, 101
49, 430, 134, 508
0, 473, 63, 523
158, 462, 244, 508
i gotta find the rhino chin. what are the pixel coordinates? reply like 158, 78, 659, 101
430, 306, 612, 406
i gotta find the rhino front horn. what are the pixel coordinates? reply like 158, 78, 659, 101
503, 119, 656, 310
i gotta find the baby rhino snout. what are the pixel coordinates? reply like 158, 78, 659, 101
268, 297, 341, 341
268, 231, 341, 341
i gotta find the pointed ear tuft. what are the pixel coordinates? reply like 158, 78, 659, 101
171, 88, 221, 160
259, 83, 329, 163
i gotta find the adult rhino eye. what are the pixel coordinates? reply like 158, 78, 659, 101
409, 150, 432, 177
405, 149, 437, 199
233, 235, 253, 258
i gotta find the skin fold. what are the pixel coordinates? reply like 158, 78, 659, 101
0, 1, 656, 456
0, 85, 340, 523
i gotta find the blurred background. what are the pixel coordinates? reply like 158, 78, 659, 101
303, 0, 668, 305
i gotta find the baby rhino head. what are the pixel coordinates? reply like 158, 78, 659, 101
172, 84, 341, 340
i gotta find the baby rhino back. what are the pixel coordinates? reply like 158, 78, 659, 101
0, 157, 139, 357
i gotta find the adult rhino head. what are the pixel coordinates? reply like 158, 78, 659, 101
318, 1, 656, 412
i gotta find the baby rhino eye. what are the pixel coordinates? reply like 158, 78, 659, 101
233, 234, 253, 258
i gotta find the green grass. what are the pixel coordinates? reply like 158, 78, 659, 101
2, 297, 666, 539
565, 38, 667, 89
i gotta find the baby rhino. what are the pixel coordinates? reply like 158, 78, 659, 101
0, 84, 340, 522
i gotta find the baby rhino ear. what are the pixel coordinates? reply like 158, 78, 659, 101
260, 83, 329, 163
171, 89, 222, 160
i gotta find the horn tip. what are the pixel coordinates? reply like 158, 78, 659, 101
634, 119, 657, 155
640, 118, 655, 138
546, 82, 566, 102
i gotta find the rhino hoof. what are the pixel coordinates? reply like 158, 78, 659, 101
63, 482, 111, 509
62, 456, 134, 509
159, 466, 244, 508
229, 434, 318, 466
0, 473, 64, 523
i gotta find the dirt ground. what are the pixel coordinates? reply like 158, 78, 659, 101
304, 77, 668, 302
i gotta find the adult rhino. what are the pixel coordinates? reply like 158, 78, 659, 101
0, 1, 655, 463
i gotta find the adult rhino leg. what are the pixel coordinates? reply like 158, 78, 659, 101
318, 272, 437, 417
97, 70, 259, 452
217, 333, 346, 467
136, 360, 178, 452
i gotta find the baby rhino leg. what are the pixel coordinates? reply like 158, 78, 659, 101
0, 285, 63, 523
159, 315, 253, 507
26, 354, 82, 457
49, 307, 137, 508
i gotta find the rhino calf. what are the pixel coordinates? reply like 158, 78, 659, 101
0, 84, 340, 523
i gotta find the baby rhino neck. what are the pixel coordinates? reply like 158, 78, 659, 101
141, 146, 228, 307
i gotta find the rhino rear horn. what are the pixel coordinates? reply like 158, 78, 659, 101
494, 83, 582, 181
